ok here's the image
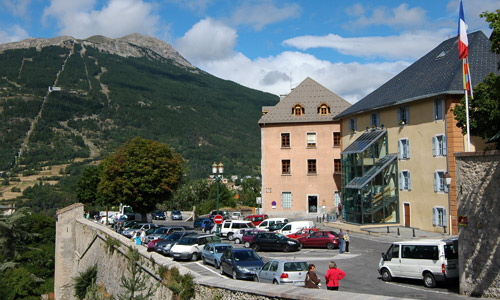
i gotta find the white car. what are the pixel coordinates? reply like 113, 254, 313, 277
220, 220, 255, 241
170, 234, 219, 261
231, 212, 242, 220
255, 218, 289, 231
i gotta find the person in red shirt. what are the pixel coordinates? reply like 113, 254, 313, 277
325, 261, 345, 291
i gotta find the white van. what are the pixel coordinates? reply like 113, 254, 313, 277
220, 220, 255, 240
378, 238, 458, 288
278, 221, 315, 235
256, 218, 289, 231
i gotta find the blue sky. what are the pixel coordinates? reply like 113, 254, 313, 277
1, 0, 498, 103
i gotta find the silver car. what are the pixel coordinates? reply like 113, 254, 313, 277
255, 260, 308, 286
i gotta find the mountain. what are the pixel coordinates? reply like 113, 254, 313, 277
0, 34, 279, 178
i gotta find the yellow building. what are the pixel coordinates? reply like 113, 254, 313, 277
334, 31, 499, 234
258, 77, 351, 218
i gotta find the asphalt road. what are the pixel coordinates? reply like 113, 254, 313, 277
153, 219, 465, 300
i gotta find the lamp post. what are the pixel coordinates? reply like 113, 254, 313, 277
212, 162, 224, 236
444, 172, 452, 234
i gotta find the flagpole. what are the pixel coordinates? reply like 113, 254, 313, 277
465, 90, 471, 152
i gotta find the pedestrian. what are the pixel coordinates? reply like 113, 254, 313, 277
140, 229, 146, 245
130, 231, 136, 242
305, 264, 321, 289
338, 229, 344, 254
85, 211, 90, 220
325, 261, 345, 291
135, 232, 141, 245
344, 230, 350, 253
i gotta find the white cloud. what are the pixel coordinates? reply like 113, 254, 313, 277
176, 18, 237, 63
230, 1, 301, 31
347, 3, 428, 29
446, 0, 499, 34
42, 0, 159, 39
196, 50, 409, 103
2, 0, 32, 16
282, 31, 449, 60
0, 24, 29, 43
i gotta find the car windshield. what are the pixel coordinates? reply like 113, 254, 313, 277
177, 237, 197, 245
233, 251, 260, 261
284, 262, 308, 272
130, 224, 146, 230
172, 210, 181, 214
165, 232, 184, 241
215, 246, 231, 253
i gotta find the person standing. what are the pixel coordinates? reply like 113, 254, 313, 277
344, 230, 350, 253
140, 229, 146, 245
325, 261, 345, 291
305, 264, 321, 289
338, 229, 344, 254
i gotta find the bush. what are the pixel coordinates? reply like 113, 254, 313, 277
73, 265, 98, 300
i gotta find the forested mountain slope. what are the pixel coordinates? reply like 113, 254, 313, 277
0, 34, 278, 178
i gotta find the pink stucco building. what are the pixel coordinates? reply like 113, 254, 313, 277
258, 77, 351, 218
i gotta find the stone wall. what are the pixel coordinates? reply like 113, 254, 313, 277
456, 150, 500, 298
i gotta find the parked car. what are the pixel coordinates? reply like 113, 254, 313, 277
243, 214, 269, 226
250, 232, 301, 252
220, 220, 255, 240
120, 223, 158, 238
219, 248, 264, 280
286, 227, 319, 239
242, 229, 266, 248
171, 210, 183, 220
296, 231, 340, 249
231, 229, 248, 244
255, 218, 288, 231
255, 260, 308, 286
194, 217, 211, 229
154, 231, 196, 256
170, 234, 220, 261
209, 210, 230, 220
378, 238, 459, 288
279, 221, 315, 235
145, 226, 185, 244
268, 222, 287, 232
152, 210, 166, 220
231, 212, 242, 220
201, 243, 233, 268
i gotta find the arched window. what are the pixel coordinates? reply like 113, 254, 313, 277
317, 103, 330, 115
292, 104, 304, 116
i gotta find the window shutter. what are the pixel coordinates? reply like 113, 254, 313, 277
399, 172, 403, 190
434, 172, 439, 192
443, 136, 447, 155
398, 140, 402, 159
398, 108, 402, 123
432, 136, 437, 156
408, 171, 411, 190
432, 207, 437, 225
406, 106, 410, 124
353, 118, 357, 131
443, 208, 448, 226
376, 112, 380, 127
444, 176, 449, 193
407, 139, 410, 159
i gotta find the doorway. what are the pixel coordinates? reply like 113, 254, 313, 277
404, 203, 410, 227
308, 195, 318, 213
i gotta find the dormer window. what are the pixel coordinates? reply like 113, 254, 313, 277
317, 103, 330, 115
292, 104, 304, 116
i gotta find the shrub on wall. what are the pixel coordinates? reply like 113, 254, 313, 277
73, 264, 97, 300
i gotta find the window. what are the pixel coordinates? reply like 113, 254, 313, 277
433, 207, 447, 227
398, 138, 410, 159
307, 132, 316, 147
281, 192, 292, 209
432, 135, 447, 156
292, 104, 304, 116
398, 106, 409, 125
333, 132, 341, 147
334, 159, 341, 174
318, 103, 330, 115
349, 118, 357, 132
434, 171, 449, 193
307, 159, 317, 174
399, 170, 411, 190
434, 98, 443, 120
281, 133, 290, 148
281, 159, 290, 175
371, 112, 380, 128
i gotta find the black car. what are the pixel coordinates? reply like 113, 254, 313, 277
154, 231, 196, 256
250, 232, 301, 252
219, 248, 264, 280
152, 210, 166, 220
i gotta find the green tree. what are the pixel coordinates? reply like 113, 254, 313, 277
481, 9, 500, 57
98, 137, 184, 219
170, 179, 210, 211
238, 177, 261, 207
197, 182, 235, 214
76, 165, 102, 205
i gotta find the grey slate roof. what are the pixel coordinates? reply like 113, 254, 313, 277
335, 31, 500, 119
258, 77, 351, 124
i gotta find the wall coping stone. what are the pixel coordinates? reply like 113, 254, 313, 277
455, 150, 500, 157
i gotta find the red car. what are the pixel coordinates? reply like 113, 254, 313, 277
243, 214, 268, 226
297, 231, 340, 250
286, 228, 319, 239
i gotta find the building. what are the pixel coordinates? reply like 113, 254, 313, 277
258, 77, 351, 218
334, 31, 500, 234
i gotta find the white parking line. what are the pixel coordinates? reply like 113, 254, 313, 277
264, 254, 360, 261
383, 281, 455, 295
196, 262, 226, 278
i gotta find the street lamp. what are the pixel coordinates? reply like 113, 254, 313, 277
212, 161, 224, 236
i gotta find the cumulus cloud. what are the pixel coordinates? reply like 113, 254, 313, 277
346, 3, 427, 29
2, 0, 32, 16
176, 18, 237, 63
230, 1, 301, 31
282, 31, 449, 60
0, 24, 29, 43
42, 0, 160, 38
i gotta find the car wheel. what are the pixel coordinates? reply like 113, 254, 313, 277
232, 270, 238, 280
423, 272, 436, 288
326, 242, 335, 250
282, 245, 291, 252
244, 241, 250, 248
234, 238, 241, 244
381, 268, 392, 282
220, 265, 225, 275
273, 279, 279, 285
252, 244, 260, 252
191, 252, 198, 261
227, 233, 234, 241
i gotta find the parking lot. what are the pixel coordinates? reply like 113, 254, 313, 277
147, 219, 462, 299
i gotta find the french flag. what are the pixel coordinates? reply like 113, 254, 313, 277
458, 0, 468, 59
